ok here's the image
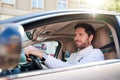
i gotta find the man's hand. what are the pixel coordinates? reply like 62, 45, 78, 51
0, 78, 11, 80
24, 45, 44, 59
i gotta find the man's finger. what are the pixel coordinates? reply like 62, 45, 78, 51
27, 58, 32, 61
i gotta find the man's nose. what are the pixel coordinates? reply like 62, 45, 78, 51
74, 35, 79, 41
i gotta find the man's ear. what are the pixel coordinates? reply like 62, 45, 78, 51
89, 35, 94, 44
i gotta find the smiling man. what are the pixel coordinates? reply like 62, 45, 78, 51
24, 23, 104, 68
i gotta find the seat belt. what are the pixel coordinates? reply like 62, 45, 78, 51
100, 41, 115, 53
100, 41, 115, 49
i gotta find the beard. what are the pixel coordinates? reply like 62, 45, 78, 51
75, 40, 90, 50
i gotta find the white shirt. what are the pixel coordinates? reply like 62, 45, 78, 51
45, 45, 104, 68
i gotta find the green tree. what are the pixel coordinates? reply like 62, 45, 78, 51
101, 0, 120, 12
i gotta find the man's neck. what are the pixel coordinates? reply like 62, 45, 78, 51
79, 45, 92, 50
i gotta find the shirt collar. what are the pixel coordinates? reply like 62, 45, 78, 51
78, 45, 93, 56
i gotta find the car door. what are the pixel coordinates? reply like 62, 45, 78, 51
10, 60, 120, 80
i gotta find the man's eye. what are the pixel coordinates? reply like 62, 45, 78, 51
79, 33, 82, 36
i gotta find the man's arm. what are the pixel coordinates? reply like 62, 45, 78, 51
24, 45, 71, 68
44, 55, 70, 68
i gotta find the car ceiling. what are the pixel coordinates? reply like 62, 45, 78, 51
31, 20, 106, 41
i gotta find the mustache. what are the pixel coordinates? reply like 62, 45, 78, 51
74, 40, 81, 43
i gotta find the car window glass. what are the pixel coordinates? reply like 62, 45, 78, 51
33, 41, 59, 56
19, 41, 59, 65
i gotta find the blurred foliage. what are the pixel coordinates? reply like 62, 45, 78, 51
101, 0, 120, 12
80, 0, 120, 12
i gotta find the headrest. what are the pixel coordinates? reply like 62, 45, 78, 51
93, 27, 111, 48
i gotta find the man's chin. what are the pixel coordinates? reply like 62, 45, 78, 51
75, 43, 81, 47
76, 45, 85, 50
76, 45, 81, 48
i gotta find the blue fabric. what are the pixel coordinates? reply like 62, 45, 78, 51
0, 27, 21, 44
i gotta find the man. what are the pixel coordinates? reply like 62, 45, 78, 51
0, 24, 22, 79
24, 23, 104, 68
0, 25, 21, 70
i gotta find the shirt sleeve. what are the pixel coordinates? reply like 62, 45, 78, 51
45, 55, 71, 68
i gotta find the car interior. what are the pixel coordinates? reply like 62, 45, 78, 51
27, 20, 119, 60
1, 20, 120, 76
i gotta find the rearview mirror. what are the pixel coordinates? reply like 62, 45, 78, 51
0, 24, 24, 71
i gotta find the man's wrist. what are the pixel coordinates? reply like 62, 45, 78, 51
41, 52, 48, 61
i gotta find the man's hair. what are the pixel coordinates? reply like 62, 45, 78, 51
74, 23, 95, 37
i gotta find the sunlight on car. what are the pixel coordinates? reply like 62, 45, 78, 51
84, 0, 106, 9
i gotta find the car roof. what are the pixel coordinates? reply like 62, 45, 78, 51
0, 9, 119, 25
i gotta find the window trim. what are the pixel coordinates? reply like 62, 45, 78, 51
6, 59, 120, 79
54, 41, 62, 58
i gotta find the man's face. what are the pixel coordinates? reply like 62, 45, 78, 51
74, 28, 93, 49
4, 43, 18, 54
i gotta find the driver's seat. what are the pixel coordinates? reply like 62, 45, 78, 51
93, 27, 117, 60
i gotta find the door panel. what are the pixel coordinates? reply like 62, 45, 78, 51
13, 62, 120, 80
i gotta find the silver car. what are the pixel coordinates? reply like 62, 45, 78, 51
0, 10, 120, 80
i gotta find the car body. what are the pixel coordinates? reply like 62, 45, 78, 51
0, 10, 120, 80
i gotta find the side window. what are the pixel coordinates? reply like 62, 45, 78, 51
19, 41, 60, 64
33, 41, 59, 57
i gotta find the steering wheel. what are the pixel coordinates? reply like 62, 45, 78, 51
29, 54, 43, 70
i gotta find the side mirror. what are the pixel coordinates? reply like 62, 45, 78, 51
26, 31, 33, 40
0, 24, 24, 70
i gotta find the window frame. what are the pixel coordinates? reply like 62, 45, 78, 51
1, 0, 15, 4
32, 0, 44, 9
57, 0, 67, 10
